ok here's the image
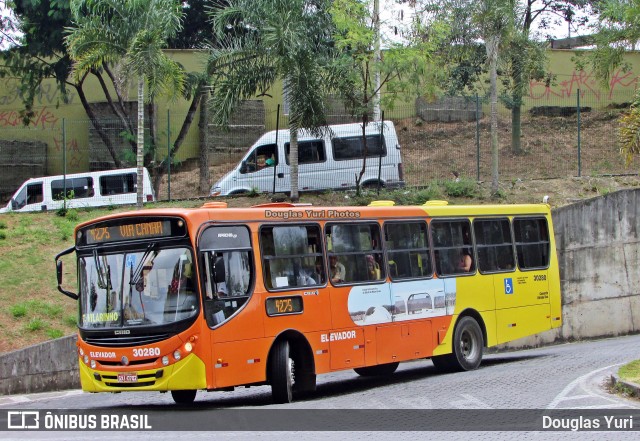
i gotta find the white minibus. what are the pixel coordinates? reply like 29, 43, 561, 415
0, 168, 155, 213
210, 121, 404, 196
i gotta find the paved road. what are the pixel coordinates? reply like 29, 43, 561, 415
2, 334, 640, 440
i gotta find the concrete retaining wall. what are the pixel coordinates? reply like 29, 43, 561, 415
0, 335, 79, 395
1, 189, 639, 394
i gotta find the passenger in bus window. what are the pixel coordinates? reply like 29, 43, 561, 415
329, 255, 345, 283
457, 249, 473, 272
366, 255, 381, 280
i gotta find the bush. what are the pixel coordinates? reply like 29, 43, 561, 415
444, 177, 479, 198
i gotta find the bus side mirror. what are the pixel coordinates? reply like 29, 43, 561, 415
55, 246, 79, 301
239, 160, 248, 174
56, 260, 64, 285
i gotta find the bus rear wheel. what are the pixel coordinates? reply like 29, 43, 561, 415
270, 340, 294, 403
354, 362, 399, 377
432, 316, 483, 372
171, 389, 197, 404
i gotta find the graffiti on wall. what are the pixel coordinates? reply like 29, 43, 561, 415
529, 69, 639, 101
0, 106, 59, 129
0, 82, 76, 107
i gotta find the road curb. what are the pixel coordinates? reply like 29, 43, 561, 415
611, 374, 640, 398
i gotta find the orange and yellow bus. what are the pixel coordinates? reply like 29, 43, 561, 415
56, 199, 561, 404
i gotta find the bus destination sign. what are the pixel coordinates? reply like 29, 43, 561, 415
80, 218, 185, 245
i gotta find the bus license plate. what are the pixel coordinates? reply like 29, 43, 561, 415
117, 373, 138, 383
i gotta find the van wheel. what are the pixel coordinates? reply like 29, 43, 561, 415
171, 389, 197, 404
432, 316, 483, 372
270, 340, 294, 403
362, 181, 383, 189
354, 362, 399, 377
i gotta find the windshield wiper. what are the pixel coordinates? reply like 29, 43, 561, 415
93, 249, 110, 290
130, 243, 157, 287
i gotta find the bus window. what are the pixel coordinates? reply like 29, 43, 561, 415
513, 218, 550, 269
385, 221, 432, 279
203, 250, 252, 326
326, 223, 384, 284
473, 218, 515, 273
431, 219, 475, 276
260, 225, 325, 290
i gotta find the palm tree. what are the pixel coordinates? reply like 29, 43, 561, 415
208, 0, 336, 202
65, 0, 185, 208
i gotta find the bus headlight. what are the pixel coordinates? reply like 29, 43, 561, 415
184, 342, 193, 353
173, 350, 181, 361
90, 360, 96, 369
162, 356, 169, 366
84, 355, 89, 364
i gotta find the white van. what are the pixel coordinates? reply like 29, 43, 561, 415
0, 168, 155, 213
209, 121, 404, 196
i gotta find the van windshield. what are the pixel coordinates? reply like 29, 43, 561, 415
78, 247, 198, 329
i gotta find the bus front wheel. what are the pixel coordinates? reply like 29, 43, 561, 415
270, 340, 294, 404
432, 316, 483, 372
354, 362, 399, 377
171, 389, 197, 404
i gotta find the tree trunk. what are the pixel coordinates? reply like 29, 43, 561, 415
198, 88, 211, 194
289, 128, 299, 202
487, 36, 500, 196
511, 103, 522, 155
136, 76, 145, 209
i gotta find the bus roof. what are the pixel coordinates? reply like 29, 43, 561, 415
75, 200, 552, 231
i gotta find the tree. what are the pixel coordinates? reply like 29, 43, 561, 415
583, 0, 640, 166
330, 0, 440, 194
2, 1, 221, 197
474, 0, 516, 195
208, 0, 337, 202
66, 0, 185, 208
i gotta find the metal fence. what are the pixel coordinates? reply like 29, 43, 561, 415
0, 89, 638, 205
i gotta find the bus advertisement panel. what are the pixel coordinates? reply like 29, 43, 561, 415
56, 200, 561, 404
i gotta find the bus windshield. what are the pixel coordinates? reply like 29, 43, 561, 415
78, 247, 198, 329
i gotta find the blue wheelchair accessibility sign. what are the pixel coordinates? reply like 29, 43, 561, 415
504, 278, 513, 295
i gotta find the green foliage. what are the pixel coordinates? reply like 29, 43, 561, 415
619, 359, 640, 384
10, 303, 27, 318
618, 105, 640, 166
0, 221, 7, 229
25, 318, 45, 332
47, 329, 65, 339
64, 314, 79, 327
444, 177, 479, 198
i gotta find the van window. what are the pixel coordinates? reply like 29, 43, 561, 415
14, 183, 44, 209
332, 135, 386, 161
243, 144, 278, 173
100, 173, 137, 195
52, 177, 94, 200
285, 140, 326, 165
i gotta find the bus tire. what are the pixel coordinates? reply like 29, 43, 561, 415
433, 316, 483, 372
270, 340, 294, 404
353, 362, 399, 377
171, 389, 197, 404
